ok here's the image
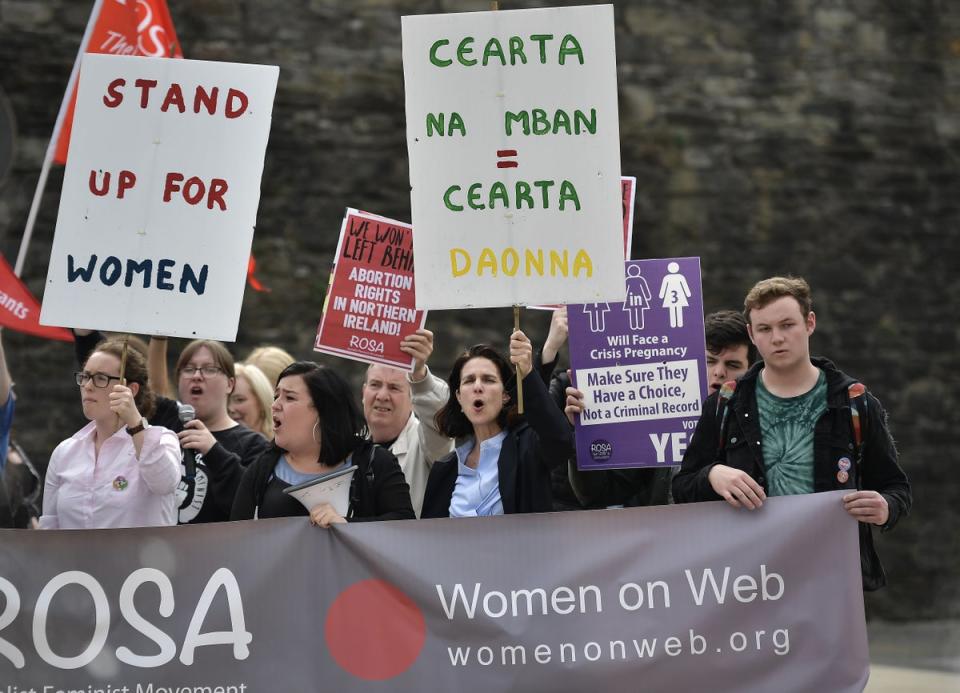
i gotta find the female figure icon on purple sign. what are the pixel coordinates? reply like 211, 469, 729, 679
582, 303, 611, 333
623, 264, 652, 331
658, 262, 691, 328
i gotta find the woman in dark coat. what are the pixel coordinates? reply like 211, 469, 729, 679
421, 330, 573, 518
231, 361, 414, 525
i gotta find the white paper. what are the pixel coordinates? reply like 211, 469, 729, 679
284, 466, 356, 518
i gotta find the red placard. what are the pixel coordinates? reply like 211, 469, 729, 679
621, 175, 636, 259
54, 0, 183, 165
314, 210, 427, 369
0, 254, 73, 341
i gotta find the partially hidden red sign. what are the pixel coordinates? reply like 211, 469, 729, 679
314, 209, 427, 369
0, 254, 73, 341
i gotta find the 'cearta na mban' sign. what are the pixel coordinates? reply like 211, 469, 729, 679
40, 54, 278, 341
402, 5, 626, 309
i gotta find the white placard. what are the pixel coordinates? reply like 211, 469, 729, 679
40, 54, 279, 340
402, 4, 626, 310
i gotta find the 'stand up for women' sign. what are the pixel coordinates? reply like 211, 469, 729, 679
40, 54, 278, 340
402, 5, 625, 309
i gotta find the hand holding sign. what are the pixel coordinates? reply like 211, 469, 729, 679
400, 328, 436, 382
842, 490, 889, 526
509, 330, 533, 380
564, 383, 586, 427
108, 384, 141, 429
708, 464, 767, 510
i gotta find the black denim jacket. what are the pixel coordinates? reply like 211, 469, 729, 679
673, 357, 911, 591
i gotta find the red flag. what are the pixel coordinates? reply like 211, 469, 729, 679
54, 0, 183, 165
0, 255, 73, 341
247, 254, 271, 293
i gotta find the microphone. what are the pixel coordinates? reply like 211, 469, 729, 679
178, 404, 197, 479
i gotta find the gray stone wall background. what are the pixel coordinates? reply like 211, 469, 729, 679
0, 0, 957, 620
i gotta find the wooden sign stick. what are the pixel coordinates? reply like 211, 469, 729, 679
119, 337, 129, 386
514, 305, 524, 414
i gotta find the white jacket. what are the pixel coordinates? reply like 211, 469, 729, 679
391, 367, 453, 518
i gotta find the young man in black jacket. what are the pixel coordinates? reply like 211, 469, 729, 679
672, 276, 911, 590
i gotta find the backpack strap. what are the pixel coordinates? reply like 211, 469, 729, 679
347, 442, 378, 520
715, 380, 738, 452
252, 450, 280, 518
848, 382, 868, 487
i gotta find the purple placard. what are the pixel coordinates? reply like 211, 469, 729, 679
568, 257, 707, 469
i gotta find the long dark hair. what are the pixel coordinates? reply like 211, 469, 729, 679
435, 345, 519, 438
276, 361, 366, 467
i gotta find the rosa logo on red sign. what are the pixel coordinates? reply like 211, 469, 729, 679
349, 336, 385, 354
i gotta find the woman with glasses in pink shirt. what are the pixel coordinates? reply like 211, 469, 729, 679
40, 339, 180, 529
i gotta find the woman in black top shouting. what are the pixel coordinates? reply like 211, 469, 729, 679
231, 361, 414, 525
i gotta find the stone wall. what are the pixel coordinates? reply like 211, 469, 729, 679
0, 0, 958, 619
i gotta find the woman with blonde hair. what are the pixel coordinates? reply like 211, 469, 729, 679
230, 363, 274, 439
243, 345, 295, 387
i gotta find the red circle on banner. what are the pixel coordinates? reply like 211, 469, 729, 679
324, 578, 426, 680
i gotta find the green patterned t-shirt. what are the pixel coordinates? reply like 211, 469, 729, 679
755, 369, 827, 496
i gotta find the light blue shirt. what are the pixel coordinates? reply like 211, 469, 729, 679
449, 432, 507, 518
274, 455, 346, 486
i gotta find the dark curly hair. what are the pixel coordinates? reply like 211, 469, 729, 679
435, 345, 520, 439
705, 310, 757, 365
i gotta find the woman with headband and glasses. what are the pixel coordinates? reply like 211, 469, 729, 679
40, 339, 180, 529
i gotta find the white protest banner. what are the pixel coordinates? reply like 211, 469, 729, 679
40, 54, 278, 340
402, 5, 625, 309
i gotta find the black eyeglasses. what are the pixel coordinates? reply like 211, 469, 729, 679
179, 365, 224, 378
75, 371, 121, 388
